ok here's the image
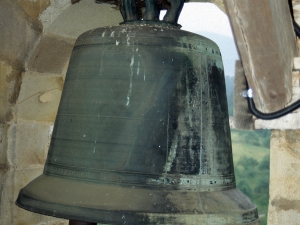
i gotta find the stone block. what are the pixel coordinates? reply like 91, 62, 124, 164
0, 0, 40, 69
294, 57, 300, 70
0, 168, 68, 225
6, 123, 16, 169
0, 169, 13, 225
268, 203, 300, 225
17, 0, 51, 27
17, 72, 63, 122
292, 71, 300, 87
28, 34, 74, 74
270, 130, 300, 199
39, 0, 71, 31
269, 130, 300, 224
46, 1, 122, 38
0, 124, 8, 168
0, 60, 14, 123
7, 122, 53, 169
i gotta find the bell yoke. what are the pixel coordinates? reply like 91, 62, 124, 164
120, 0, 184, 24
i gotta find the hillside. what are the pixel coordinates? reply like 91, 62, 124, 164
231, 129, 270, 225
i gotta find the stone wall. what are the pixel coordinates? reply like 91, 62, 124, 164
268, 130, 300, 224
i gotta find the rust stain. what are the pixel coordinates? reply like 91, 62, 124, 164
7, 69, 23, 104
15, 222, 27, 225
56, 76, 64, 90
271, 198, 300, 212
6, 68, 20, 83
33, 151, 45, 165
285, 130, 300, 159
0, 62, 12, 122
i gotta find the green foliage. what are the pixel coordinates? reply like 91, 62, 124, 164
258, 154, 270, 171
255, 176, 269, 194
237, 178, 253, 198
231, 129, 271, 148
232, 129, 270, 225
237, 156, 259, 170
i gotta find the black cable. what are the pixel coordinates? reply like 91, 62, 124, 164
294, 20, 300, 38
246, 88, 300, 120
288, 0, 295, 21
289, 0, 300, 38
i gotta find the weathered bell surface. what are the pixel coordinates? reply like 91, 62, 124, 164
16, 2, 258, 224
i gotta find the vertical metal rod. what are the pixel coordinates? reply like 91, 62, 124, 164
144, 0, 159, 20
163, 0, 184, 23
120, 0, 137, 21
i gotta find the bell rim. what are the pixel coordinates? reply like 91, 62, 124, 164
16, 174, 259, 224
16, 197, 259, 225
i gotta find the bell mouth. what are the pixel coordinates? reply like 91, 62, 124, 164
120, 20, 182, 29
16, 174, 258, 224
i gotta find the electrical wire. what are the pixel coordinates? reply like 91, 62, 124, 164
294, 20, 300, 37
246, 88, 300, 120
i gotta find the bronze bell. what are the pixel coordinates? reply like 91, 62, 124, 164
16, 1, 258, 224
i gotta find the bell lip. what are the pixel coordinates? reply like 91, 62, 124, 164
16, 192, 96, 223
16, 192, 259, 225
16, 174, 259, 224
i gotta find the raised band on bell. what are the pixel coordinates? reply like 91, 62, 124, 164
16, 0, 259, 224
